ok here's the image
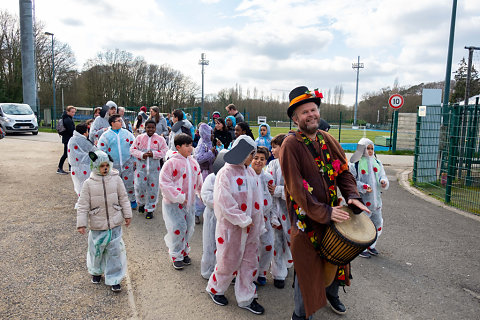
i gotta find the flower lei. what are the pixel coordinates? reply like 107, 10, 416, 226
290, 131, 344, 250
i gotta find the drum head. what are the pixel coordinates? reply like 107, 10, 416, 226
334, 206, 376, 244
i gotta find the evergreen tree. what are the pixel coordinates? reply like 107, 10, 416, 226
450, 58, 480, 103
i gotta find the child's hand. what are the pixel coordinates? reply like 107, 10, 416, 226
125, 218, 131, 227
268, 184, 275, 195
366, 186, 372, 193
380, 180, 387, 188
142, 152, 149, 159
77, 227, 86, 235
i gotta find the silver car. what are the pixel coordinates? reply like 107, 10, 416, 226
0, 103, 38, 135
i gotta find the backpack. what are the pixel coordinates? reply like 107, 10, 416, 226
180, 125, 191, 136
56, 118, 66, 135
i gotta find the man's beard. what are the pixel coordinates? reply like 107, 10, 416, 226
298, 118, 319, 135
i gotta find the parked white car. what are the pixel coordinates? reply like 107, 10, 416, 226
0, 103, 38, 135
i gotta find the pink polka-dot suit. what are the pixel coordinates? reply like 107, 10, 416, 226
206, 163, 264, 308
159, 153, 203, 262
129, 133, 168, 213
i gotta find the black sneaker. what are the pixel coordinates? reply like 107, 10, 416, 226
195, 216, 201, 224
173, 260, 184, 270
139, 205, 145, 213
241, 298, 264, 315
208, 292, 228, 306
291, 312, 308, 320
326, 293, 346, 315
368, 247, 379, 256
183, 255, 191, 265
254, 276, 267, 286
56, 168, 68, 175
111, 284, 121, 292
274, 279, 285, 289
359, 250, 371, 258
91, 275, 101, 284
145, 212, 153, 219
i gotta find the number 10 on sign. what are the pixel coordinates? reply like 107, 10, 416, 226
389, 94, 404, 109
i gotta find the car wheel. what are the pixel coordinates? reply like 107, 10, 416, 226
32, 131, 38, 135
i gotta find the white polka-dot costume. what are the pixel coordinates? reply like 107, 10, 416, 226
206, 163, 263, 308
67, 131, 97, 198
130, 133, 168, 213
200, 173, 217, 279
267, 158, 293, 281
256, 170, 274, 281
159, 153, 203, 262
98, 128, 136, 202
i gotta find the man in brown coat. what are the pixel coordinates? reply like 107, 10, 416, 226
279, 86, 369, 319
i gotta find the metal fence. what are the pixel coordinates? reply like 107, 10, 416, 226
413, 99, 480, 214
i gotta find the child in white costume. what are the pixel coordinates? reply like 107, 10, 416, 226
159, 133, 203, 270
349, 138, 389, 258
98, 114, 137, 208
200, 150, 227, 280
206, 135, 265, 315
130, 120, 168, 219
89, 101, 118, 145
67, 123, 96, 198
266, 134, 293, 289
76, 150, 132, 292
251, 146, 274, 287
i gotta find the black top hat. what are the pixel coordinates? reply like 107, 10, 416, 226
287, 86, 322, 118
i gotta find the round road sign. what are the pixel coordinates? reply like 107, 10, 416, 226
389, 94, 404, 109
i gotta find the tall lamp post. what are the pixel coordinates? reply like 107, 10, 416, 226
198, 53, 209, 123
352, 56, 364, 127
45, 32, 56, 128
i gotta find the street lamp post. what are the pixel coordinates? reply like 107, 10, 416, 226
352, 56, 364, 127
198, 53, 209, 123
45, 32, 55, 128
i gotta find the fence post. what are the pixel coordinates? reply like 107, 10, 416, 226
392, 110, 399, 152
445, 105, 460, 203
413, 110, 422, 183
338, 111, 342, 143
389, 112, 394, 150
465, 99, 479, 186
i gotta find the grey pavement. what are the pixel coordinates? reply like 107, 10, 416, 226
1, 134, 479, 319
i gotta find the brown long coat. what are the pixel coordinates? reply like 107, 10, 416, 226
279, 130, 361, 317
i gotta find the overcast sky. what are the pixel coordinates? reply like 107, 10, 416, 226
4, 0, 480, 106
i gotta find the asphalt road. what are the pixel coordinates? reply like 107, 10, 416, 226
0, 134, 478, 319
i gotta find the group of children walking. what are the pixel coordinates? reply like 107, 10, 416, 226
71, 108, 389, 316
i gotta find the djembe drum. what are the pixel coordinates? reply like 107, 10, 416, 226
318, 206, 377, 266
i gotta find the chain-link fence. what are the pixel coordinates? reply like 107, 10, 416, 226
413, 99, 480, 214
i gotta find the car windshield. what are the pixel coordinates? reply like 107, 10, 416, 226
2, 104, 33, 115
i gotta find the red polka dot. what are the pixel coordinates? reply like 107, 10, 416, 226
183, 173, 186, 179
282, 215, 286, 221
252, 270, 257, 277
194, 166, 197, 171
268, 180, 274, 185
274, 250, 277, 256
108, 148, 111, 152
83, 171, 87, 175
140, 195, 144, 198
153, 140, 157, 144
194, 184, 196, 189
214, 249, 217, 254
373, 167, 378, 172
241, 203, 247, 211
213, 274, 217, 282
217, 237, 224, 244
137, 174, 140, 177
151, 183, 155, 187
128, 191, 133, 194
264, 199, 268, 206
151, 195, 154, 199
265, 245, 272, 251
152, 204, 155, 208
236, 178, 243, 185
144, 177, 147, 181
210, 288, 217, 294
246, 226, 250, 233
361, 170, 366, 174
363, 184, 368, 189
124, 176, 128, 180
232, 271, 237, 276
263, 271, 267, 275
378, 227, 382, 231
174, 230, 180, 235
75, 158, 79, 162
142, 164, 146, 168
264, 216, 267, 222
179, 204, 183, 209
74, 145, 78, 150
288, 259, 293, 263
71, 171, 75, 175
126, 139, 129, 142
254, 202, 260, 210
157, 167, 160, 171
100, 143, 104, 146
125, 166, 129, 169
172, 257, 176, 261
366, 202, 371, 206
288, 228, 291, 235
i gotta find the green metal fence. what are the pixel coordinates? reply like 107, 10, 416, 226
413, 99, 480, 214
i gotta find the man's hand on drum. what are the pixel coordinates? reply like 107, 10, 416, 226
331, 206, 350, 223
347, 198, 371, 214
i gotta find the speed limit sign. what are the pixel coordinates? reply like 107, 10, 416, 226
389, 94, 404, 109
